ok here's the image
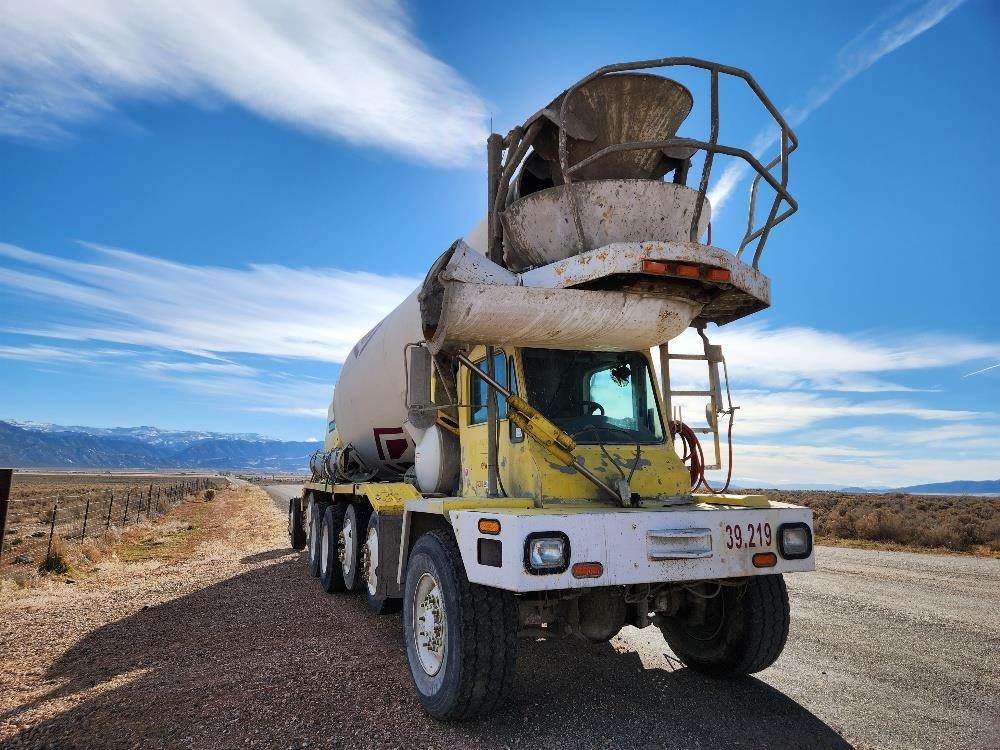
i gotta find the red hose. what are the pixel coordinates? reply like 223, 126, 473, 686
669, 411, 735, 494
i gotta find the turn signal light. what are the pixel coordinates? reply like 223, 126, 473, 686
571, 562, 603, 579
752, 552, 777, 568
478, 518, 501, 535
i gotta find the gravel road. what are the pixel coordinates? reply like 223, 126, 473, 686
1, 483, 996, 750
266, 484, 999, 750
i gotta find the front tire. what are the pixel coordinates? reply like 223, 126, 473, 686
403, 529, 518, 721
657, 574, 790, 677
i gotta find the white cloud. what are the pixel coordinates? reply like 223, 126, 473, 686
725, 441, 999, 488
669, 323, 999, 393
0, 241, 419, 363
964, 362, 1000, 378
671, 389, 989, 438
0, 0, 487, 165
142, 360, 258, 377
708, 0, 967, 213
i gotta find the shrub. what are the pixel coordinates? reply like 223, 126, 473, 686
39, 537, 70, 574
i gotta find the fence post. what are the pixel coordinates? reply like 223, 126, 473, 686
0, 468, 12, 563
146, 484, 153, 519
81, 495, 92, 541
45, 497, 60, 567
105, 489, 114, 530
122, 488, 132, 525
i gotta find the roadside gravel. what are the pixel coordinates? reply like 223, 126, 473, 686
1, 484, 997, 750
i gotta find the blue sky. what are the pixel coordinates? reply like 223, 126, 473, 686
0, 0, 997, 486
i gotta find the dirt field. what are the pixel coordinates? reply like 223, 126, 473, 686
1, 483, 997, 750
757, 489, 1000, 556
1, 473, 220, 569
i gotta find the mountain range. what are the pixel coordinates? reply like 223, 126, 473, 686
0, 420, 316, 471
2, 420, 997, 492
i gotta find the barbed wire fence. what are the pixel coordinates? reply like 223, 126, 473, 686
0, 470, 226, 570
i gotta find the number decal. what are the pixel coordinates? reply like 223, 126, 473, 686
724, 522, 774, 550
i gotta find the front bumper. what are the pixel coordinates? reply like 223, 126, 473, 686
451, 505, 815, 592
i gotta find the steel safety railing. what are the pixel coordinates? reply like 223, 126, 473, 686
489, 56, 798, 270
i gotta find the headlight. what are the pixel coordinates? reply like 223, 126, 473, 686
524, 532, 570, 574
778, 523, 813, 559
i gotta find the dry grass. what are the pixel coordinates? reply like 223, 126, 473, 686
2, 473, 224, 580
758, 489, 1000, 556
38, 537, 70, 574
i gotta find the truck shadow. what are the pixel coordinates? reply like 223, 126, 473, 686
4, 554, 852, 750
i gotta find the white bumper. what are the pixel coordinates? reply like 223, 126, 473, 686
451, 506, 815, 592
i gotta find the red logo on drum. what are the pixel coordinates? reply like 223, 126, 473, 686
373, 427, 413, 473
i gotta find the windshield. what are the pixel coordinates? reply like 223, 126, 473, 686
519, 348, 665, 443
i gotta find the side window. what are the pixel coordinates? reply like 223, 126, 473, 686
470, 353, 510, 424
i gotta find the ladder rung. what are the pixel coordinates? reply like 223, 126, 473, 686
690, 427, 713, 434
670, 390, 712, 396
667, 354, 709, 361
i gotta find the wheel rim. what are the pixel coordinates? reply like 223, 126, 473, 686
321, 521, 330, 574
363, 524, 378, 596
340, 511, 355, 579
309, 508, 319, 562
412, 571, 446, 676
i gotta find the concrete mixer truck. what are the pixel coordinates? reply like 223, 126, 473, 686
290, 56, 814, 721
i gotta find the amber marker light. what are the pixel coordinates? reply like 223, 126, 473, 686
675, 263, 701, 278
752, 552, 778, 568
704, 267, 731, 282
478, 518, 501, 535
571, 562, 603, 579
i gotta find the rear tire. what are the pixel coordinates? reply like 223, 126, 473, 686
657, 574, 790, 677
307, 497, 328, 577
319, 503, 348, 593
289, 496, 306, 550
403, 529, 518, 721
363, 512, 401, 615
341, 503, 370, 591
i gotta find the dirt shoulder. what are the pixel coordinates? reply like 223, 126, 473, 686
0, 483, 480, 750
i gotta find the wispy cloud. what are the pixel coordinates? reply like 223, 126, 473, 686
670, 322, 999, 393
0, 0, 487, 165
672, 389, 990, 438
731, 441, 998, 488
0, 241, 420, 363
963, 362, 1000, 378
708, 0, 967, 212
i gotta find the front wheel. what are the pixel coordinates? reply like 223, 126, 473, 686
657, 574, 790, 677
403, 530, 518, 721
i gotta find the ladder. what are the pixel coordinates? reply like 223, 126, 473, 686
658, 329, 733, 471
